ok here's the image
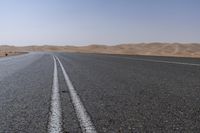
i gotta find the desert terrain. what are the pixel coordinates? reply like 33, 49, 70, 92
0, 43, 200, 58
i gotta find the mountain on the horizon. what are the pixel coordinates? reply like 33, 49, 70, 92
0, 43, 200, 58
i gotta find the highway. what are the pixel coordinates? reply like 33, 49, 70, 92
0, 52, 200, 133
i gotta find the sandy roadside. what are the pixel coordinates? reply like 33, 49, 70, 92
0, 43, 200, 58
0, 52, 28, 57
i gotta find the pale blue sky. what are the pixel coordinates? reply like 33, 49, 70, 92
0, 0, 199, 46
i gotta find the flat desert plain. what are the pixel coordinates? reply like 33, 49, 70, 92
0, 43, 200, 58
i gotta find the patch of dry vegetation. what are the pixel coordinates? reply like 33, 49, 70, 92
0, 43, 200, 58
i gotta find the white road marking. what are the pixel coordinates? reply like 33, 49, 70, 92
129, 58, 200, 66
108, 55, 200, 67
55, 56, 97, 133
48, 56, 62, 133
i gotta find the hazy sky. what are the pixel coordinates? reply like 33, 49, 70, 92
0, 0, 200, 46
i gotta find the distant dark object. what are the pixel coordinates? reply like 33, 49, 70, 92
62, 90, 67, 93
5, 53, 8, 56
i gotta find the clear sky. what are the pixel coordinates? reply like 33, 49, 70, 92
0, 0, 199, 46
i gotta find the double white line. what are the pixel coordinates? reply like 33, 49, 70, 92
48, 56, 97, 133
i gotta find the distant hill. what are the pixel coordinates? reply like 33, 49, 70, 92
0, 43, 200, 58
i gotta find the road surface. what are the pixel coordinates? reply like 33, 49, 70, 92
0, 52, 200, 133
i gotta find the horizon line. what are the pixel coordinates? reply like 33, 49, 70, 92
1, 42, 200, 47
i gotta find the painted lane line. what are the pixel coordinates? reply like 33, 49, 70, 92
108, 55, 200, 67
48, 56, 62, 133
130, 58, 200, 66
55, 56, 97, 133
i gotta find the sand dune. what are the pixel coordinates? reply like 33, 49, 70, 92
0, 43, 200, 58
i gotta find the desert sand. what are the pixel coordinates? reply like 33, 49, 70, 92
0, 43, 200, 58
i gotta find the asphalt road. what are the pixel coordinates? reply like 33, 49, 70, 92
0, 52, 200, 133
